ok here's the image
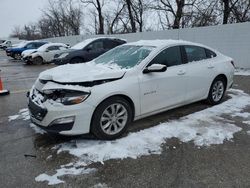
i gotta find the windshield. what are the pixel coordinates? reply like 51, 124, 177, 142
15, 41, 28, 48
94, 45, 155, 68
71, 38, 95, 50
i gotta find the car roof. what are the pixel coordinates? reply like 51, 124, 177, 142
126, 39, 202, 48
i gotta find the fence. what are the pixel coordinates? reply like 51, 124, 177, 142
44, 22, 250, 69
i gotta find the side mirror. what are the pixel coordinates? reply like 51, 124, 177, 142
143, 64, 167, 74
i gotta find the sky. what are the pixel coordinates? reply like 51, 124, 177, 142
0, 0, 48, 38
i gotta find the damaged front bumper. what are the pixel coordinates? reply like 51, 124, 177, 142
27, 87, 95, 135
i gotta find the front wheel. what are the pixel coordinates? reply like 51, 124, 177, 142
14, 53, 21, 60
207, 77, 226, 105
70, 57, 84, 64
33, 56, 43, 65
91, 97, 132, 140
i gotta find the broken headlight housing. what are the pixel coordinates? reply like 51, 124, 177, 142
44, 89, 90, 105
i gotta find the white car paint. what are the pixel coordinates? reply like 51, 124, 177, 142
28, 40, 234, 136
30, 43, 69, 63
21, 49, 37, 59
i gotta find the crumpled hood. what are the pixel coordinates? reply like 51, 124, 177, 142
39, 62, 126, 83
22, 49, 37, 56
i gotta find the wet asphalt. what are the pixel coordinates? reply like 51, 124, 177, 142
0, 50, 250, 188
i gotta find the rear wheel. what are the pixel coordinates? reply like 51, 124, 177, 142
91, 97, 132, 140
207, 77, 226, 105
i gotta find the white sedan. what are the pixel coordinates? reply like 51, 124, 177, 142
25, 43, 69, 64
28, 40, 234, 139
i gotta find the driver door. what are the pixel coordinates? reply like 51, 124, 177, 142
139, 46, 188, 115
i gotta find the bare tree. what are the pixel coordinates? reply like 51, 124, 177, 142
37, 0, 83, 37
221, 0, 240, 24
182, 0, 220, 27
81, 0, 104, 34
231, 0, 250, 22
124, 0, 137, 32
152, 0, 197, 29
105, 2, 126, 34
10, 24, 41, 40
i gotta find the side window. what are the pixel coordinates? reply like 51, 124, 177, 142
87, 40, 104, 51
104, 40, 119, 49
26, 43, 35, 48
150, 46, 182, 67
59, 46, 67, 50
184, 45, 207, 62
47, 46, 60, 51
35, 42, 46, 48
205, 48, 217, 58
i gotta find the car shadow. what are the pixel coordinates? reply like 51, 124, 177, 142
32, 95, 232, 148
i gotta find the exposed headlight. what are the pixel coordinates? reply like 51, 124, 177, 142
58, 95, 89, 105
44, 89, 90, 105
58, 53, 69, 58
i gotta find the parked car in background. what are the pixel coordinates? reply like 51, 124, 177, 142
0, 40, 12, 49
23, 43, 69, 64
28, 40, 234, 139
53, 37, 126, 65
5, 41, 48, 60
21, 49, 38, 61
0, 39, 23, 50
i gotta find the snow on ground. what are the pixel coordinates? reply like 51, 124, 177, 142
91, 183, 109, 188
231, 112, 250, 118
8, 108, 30, 121
243, 121, 250, 125
35, 166, 96, 185
7, 89, 250, 185
36, 89, 250, 185
235, 69, 250, 76
8, 108, 45, 134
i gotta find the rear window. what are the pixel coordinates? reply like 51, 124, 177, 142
184, 45, 207, 62
205, 48, 217, 58
104, 40, 121, 49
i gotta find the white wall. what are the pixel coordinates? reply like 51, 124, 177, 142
44, 22, 250, 68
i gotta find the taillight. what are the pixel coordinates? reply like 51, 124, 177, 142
230, 61, 235, 68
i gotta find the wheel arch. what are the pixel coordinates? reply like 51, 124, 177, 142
91, 94, 136, 124
70, 56, 85, 63
214, 74, 228, 89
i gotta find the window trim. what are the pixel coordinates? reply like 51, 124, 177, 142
145, 45, 184, 68
183, 45, 208, 63
84, 39, 104, 51
205, 48, 217, 59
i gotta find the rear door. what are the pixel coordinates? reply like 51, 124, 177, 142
139, 46, 188, 115
84, 39, 105, 61
183, 45, 217, 101
44, 46, 61, 62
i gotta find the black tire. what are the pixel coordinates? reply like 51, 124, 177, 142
14, 53, 21, 60
24, 60, 33, 65
33, 56, 43, 65
207, 76, 226, 105
70, 57, 84, 64
91, 97, 133, 140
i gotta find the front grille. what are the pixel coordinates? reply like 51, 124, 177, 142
28, 98, 47, 121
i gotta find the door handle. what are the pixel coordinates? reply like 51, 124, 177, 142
177, 70, 186, 75
207, 65, 214, 69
